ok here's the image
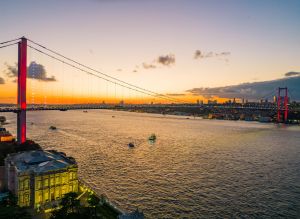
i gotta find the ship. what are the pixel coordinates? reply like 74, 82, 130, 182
128, 142, 135, 148
0, 127, 14, 142
49, 126, 57, 130
148, 134, 156, 141
0, 116, 6, 124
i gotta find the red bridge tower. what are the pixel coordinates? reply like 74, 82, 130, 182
277, 87, 288, 123
17, 37, 27, 144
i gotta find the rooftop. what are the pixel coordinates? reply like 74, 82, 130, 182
6, 150, 77, 174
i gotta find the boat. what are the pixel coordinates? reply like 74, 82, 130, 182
49, 126, 57, 130
0, 116, 6, 124
128, 142, 135, 148
148, 134, 156, 141
0, 127, 14, 142
59, 109, 67, 111
83, 110, 88, 113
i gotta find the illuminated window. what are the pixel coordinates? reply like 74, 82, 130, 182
55, 189, 60, 199
24, 179, 29, 190
44, 191, 49, 202
44, 178, 49, 187
62, 176, 65, 184
56, 176, 60, 184
37, 180, 42, 189
36, 191, 42, 203
61, 188, 65, 195
50, 177, 55, 186
51, 190, 55, 200
19, 193, 23, 204
24, 193, 29, 203
19, 181, 23, 190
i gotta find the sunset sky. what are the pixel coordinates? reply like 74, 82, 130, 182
0, 0, 299, 104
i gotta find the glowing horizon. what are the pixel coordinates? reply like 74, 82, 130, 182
0, 0, 299, 103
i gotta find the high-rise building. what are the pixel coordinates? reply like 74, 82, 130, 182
208, 100, 217, 104
5, 150, 78, 209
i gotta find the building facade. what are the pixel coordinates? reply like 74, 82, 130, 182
4, 150, 78, 209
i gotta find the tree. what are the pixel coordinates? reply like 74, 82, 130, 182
60, 192, 80, 214
0, 193, 31, 219
0, 206, 31, 219
87, 193, 100, 218
50, 192, 81, 219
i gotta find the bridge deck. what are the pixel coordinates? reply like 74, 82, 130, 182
0, 105, 287, 113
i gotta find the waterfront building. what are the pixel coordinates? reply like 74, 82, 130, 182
4, 150, 78, 209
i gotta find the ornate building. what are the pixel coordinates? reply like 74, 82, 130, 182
4, 150, 78, 209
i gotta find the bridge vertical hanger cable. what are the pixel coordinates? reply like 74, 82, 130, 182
27, 39, 185, 103
89, 73, 91, 104
43, 61, 47, 106
27, 44, 184, 103
122, 86, 124, 104
38, 53, 41, 104
62, 61, 64, 104
114, 83, 116, 104
89, 74, 91, 104
71, 67, 74, 104
29, 46, 33, 106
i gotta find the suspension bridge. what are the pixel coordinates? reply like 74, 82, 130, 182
0, 37, 297, 144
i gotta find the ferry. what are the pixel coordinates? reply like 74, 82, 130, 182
0, 127, 14, 142
49, 126, 57, 130
148, 134, 156, 141
0, 116, 6, 124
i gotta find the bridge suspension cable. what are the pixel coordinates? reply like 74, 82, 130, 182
0, 38, 20, 45
0, 42, 18, 49
0, 38, 21, 49
27, 38, 185, 103
27, 44, 180, 103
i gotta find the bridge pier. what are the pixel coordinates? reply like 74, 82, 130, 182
17, 37, 27, 144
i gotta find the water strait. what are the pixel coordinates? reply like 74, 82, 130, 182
3, 110, 300, 218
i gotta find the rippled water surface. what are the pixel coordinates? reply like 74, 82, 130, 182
3, 110, 300, 218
